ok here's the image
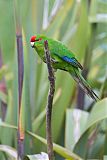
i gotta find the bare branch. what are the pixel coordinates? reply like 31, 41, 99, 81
44, 40, 55, 160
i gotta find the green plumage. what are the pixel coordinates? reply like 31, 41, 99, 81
31, 34, 99, 101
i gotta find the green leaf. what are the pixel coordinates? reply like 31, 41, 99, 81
0, 65, 7, 80
0, 91, 7, 104
0, 145, 17, 160
89, 0, 107, 23
24, 152, 48, 160
104, 155, 107, 160
74, 98, 107, 158
83, 98, 107, 133
27, 131, 83, 160
43, 0, 74, 37
65, 109, 89, 150
68, 0, 89, 60
0, 122, 83, 160
0, 90, 15, 146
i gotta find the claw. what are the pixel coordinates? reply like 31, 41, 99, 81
51, 58, 57, 64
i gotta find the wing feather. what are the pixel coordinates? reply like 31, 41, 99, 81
62, 56, 83, 70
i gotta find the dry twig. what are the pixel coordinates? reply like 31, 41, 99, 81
44, 40, 55, 160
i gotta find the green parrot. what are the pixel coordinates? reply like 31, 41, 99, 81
30, 35, 99, 101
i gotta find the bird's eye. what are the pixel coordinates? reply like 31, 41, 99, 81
36, 39, 39, 41
36, 38, 42, 41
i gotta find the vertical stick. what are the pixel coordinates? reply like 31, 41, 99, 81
17, 35, 24, 159
14, 0, 24, 159
44, 40, 55, 160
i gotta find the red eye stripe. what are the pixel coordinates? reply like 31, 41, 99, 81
30, 36, 36, 42
30, 36, 42, 42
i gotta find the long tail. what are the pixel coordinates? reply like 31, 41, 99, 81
71, 69, 99, 101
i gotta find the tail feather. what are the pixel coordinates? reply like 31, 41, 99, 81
71, 69, 99, 101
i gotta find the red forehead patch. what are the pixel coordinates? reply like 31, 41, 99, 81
30, 36, 36, 42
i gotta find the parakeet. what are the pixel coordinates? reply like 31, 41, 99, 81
30, 35, 99, 101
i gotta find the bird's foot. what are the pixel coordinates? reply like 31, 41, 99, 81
51, 58, 57, 64
53, 68, 57, 72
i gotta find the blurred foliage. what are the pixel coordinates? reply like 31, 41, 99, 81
0, 0, 107, 159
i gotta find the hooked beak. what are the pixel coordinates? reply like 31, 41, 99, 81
31, 42, 35, 48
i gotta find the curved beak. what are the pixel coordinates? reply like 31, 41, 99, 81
31, 42, 35, 48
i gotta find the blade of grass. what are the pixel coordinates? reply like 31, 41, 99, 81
0, 145, 17, 160
76, 23, 97, 109
0, 47, 7, 121
43, 0, 73, 37
22, 31, 32, 154
0, 122, 83, 160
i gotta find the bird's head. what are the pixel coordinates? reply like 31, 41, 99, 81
30, 35, 44, 48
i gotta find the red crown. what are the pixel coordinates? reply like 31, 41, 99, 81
30, 36, 36, 42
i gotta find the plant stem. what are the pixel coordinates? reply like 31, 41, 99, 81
44, 40, 55, 160
16, 35, 24, 159
14, 0, 24, 159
